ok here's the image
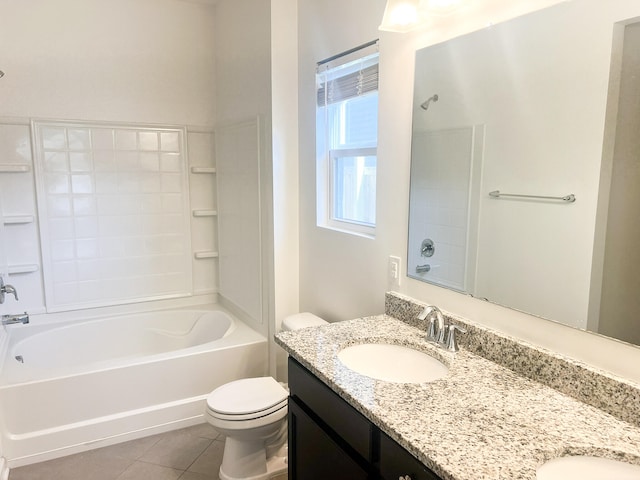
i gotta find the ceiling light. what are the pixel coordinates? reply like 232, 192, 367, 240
379, 0, 421, 32
421, 0, 464, 16
379, 0, 467, 32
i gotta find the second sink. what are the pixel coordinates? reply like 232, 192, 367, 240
537, 455, 640, 480
337, 343, 449, 383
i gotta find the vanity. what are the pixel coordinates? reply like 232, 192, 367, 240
275, 293, 640, 480
276, 1, 640, 477
288, 357, 440, 479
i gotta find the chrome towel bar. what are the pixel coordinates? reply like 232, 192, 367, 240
489, 190, 576, 203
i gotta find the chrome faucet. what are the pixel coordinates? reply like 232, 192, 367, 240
2, 312, 29, 325
0, 277, 19, 303
417, 305, 446, 344
417, 304, 466, 352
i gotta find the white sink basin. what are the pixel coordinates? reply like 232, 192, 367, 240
337, 343, 448, 383
537, 456, 640, 479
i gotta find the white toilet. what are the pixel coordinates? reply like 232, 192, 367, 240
205, 312, 327, 480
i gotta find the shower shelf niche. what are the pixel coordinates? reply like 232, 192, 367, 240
194, 251, 219, 259
7, 264, 40, 275
192, 210, 218, 217
187, 128, 219, 296
190, 166, 216, 174
0, 164, 31, 173
2, 216, 35, 225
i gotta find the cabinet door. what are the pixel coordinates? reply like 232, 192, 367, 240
379, 432, 442, 480
288, 397, 370, 480
288, 358, 373, 461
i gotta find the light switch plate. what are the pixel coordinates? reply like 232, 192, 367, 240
388, 255, 401, 289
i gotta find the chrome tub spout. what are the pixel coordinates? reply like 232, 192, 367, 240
2, 312, 29, 325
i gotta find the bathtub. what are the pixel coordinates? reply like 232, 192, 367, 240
0, 304, 267, 467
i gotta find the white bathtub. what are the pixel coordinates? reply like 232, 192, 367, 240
0, 304, 267, 467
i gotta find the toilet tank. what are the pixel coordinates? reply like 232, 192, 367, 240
282, 313, 327, 331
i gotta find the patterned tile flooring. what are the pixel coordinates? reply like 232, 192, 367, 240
8, 424, 223, 480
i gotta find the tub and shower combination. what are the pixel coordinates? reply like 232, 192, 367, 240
0, 305, 267, 468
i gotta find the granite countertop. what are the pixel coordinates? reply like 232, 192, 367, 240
275, 314, 640, 480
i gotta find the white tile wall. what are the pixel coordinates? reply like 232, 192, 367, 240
33, 121, 194, 311
408, 127, 474, 291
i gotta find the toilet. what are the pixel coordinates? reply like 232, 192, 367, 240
205, 312, 327, 480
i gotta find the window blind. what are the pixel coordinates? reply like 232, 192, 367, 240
317, 41, 379, 107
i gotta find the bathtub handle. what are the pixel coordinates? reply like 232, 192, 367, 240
0, 277, 19, 303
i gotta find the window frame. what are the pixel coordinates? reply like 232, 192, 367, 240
315, 45, 379, 239
326, 147, 377, 235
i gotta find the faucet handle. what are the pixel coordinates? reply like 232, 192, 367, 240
0, 277, 19, 303
4, 284, 18, 301
446, 324, 467, 352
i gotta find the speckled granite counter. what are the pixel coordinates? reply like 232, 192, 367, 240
275, 314, 640, 480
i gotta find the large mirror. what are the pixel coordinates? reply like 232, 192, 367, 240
407, 0, 640, 347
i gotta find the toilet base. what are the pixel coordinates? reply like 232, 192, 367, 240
218, 424, 288, 480
219, 443, 287, 480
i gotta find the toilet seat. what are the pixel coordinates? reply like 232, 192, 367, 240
206, 377, 289, 422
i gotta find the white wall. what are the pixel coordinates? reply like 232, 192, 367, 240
214, 0, 271, 126
271, 0, 300, 379
298, 0, 390, 322
0, 0, 216, 126
297, 0, 640, 382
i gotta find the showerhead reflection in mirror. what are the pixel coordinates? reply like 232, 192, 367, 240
420, 94, 438, 110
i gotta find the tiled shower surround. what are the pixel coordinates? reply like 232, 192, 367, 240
34, 122, 192, 310
0, 119, 218, 317
407, 127, 477, 291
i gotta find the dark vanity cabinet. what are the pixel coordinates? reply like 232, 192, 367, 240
288, 358, 442, 480
378, 430, 440, 480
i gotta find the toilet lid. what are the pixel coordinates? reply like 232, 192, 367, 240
207, 377, 288, 416
282, 312, 326, 331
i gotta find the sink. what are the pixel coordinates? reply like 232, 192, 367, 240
337, 343, 448, 383
537, 456, 640, 479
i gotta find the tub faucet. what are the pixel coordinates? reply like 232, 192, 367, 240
0, 277, 19, 304
2, 312, 29, 325
417, 305, 447, 345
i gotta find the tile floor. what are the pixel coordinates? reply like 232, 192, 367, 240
8, 424, 224, 480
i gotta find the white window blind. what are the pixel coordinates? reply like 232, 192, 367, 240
317, 61, 379, 106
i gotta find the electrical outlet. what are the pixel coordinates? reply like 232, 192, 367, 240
388, 256, 401, 289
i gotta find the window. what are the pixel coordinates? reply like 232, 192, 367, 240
316, 42, 379, 237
